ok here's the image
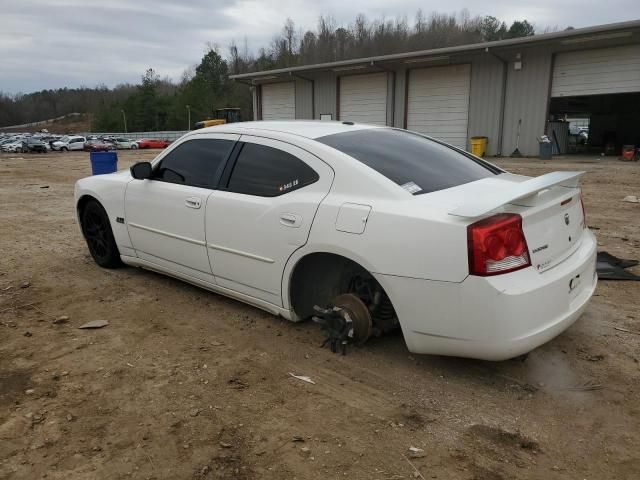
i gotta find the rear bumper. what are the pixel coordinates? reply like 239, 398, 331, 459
375, 230, 597, 361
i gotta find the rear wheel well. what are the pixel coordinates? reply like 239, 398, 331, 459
289, 252, 398, 335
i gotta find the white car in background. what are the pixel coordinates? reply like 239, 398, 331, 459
52, 135, 86, 151
74, 121, 597, 361
2, 140, 24, 153
113, 138, 138, 149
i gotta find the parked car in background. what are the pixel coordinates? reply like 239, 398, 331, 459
113, 138, 138, 149
1, 140, 24, 153
136, 138, 170, 149
21, 137, 48, 153
52, 135, 86, 151
83, 140, 116, 152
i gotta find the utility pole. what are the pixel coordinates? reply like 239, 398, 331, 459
120, 109, 127, 133
186, 105, 191, 131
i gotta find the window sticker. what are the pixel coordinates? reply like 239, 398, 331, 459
400, 181, 422, 194
279, 179, 299, 192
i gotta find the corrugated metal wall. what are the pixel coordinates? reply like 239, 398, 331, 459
393, 68, 407, 128
502, 48, 552, 156
252, 87, 258, 120
295, 78, 314, 119
313, 72, 337, 120
468, 55, 504, 156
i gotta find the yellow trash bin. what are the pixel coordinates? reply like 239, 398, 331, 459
470, 136, 488, 157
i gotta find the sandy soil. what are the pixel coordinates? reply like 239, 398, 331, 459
0, 150, 639, 480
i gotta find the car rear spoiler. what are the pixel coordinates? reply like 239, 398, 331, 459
449, 171, 585, 218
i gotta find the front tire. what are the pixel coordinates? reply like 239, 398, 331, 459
61, 147, 68, 152
80, 200, 122, 268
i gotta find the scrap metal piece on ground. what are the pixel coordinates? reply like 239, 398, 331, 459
596, 252, 640, 281
78, 320, 109, 329
288, 372, 316, 385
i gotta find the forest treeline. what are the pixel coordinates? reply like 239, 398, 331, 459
0, 11, 544, 130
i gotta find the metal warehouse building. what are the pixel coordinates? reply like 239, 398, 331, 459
231, 20, 640, 157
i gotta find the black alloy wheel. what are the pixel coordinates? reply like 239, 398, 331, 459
81, 201, 122, 268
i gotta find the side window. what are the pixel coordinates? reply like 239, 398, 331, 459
153, 138, 234, 188
227, 143, 319, 197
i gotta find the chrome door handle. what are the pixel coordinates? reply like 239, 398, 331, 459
185, 197, 202, 209
279, 213, 302, 228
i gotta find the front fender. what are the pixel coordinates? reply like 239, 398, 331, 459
74, 171, 134, 255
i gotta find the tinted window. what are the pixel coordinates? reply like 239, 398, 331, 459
227, 143, 319, 197
153, 138, 234, 188
317, 129, 501, 195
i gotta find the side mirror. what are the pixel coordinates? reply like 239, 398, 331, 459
130, 162, 152, 180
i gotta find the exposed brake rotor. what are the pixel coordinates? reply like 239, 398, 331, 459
313, 293, 373, 355
332, 294, 373, 344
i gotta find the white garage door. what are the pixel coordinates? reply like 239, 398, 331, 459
261, 82, 295, 120
551, 44, 640, 97
339, 73, 388, 125
407, 64, 471, 149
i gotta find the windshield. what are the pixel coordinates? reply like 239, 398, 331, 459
59, 136, 70, 142
317, 128, 501, 195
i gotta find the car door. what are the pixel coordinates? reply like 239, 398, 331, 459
125, 133, 239, 283
205, 135, 334, 306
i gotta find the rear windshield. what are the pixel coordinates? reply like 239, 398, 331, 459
316, 128, 501, 195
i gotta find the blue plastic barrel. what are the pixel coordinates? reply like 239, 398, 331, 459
90, 151, 118, 175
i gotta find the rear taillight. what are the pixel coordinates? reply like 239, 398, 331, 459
580, 194, 587, 229
467, 213, 531, 276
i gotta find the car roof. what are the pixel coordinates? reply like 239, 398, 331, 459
195, 120, 383, 140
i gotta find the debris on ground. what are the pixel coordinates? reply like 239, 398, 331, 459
407, 446, 426, 458
402, 454, 426, 479
219, 442, 232, 448
228, 376, 249, 390
78, 320, 109, 329
622, 195, 639, 203
53, 315, 69, 324
292, 435, 305, 442
24, 331, 32, 337
288, 372, 316, 385
596, 252, 640, 281
560, 381, 604, 391
613, 326, 640, 336
20, 281, 31, 289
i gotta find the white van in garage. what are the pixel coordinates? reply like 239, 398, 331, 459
52, 135, 86, 151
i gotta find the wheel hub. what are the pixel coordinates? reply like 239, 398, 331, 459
313, 293, 372, 355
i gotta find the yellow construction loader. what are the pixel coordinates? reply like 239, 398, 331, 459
193, 108, 241, 129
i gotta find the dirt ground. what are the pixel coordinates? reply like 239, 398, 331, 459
0, 149, 639, 480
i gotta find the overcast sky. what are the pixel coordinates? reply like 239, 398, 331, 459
1, 0, 638, 94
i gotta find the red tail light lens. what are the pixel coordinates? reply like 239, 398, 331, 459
467, 213, 531, 276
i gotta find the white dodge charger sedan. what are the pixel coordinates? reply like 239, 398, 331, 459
74, 121, 597, 360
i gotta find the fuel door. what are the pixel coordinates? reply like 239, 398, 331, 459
335, 203, 371, 234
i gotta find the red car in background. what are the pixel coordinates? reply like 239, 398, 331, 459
136, 138, 171, 149
83, 140, 116, 152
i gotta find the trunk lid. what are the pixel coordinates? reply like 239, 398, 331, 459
440, 171, 586, 273
508, 187, 585, 272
